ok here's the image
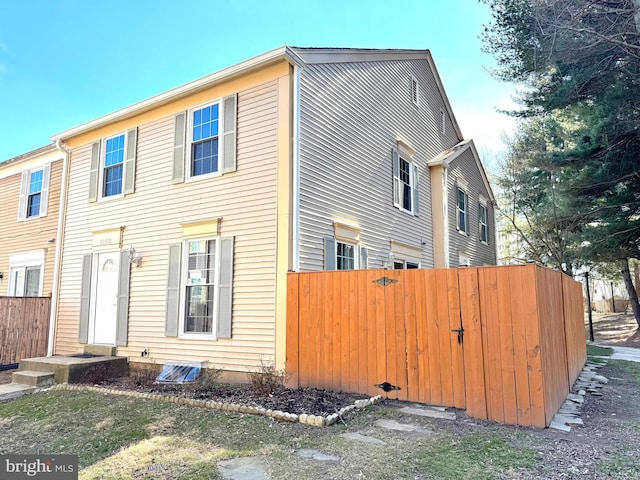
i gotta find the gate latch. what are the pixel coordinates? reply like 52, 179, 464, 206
452, 326, 464, 344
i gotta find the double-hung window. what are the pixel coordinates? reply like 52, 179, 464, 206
18, 165, 50, 221
27, 169, 43, 217
190, 103, 220, 177
392, 147, 419, 216
479, 203, 489, 244
172, 94, 237, 184
184, 238, 217, 334
103, 134, 125, 197
457, 187, 469, 234
89, 128, 137, 202
165, 232, 234, 340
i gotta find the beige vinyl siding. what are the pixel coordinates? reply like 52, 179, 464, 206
298, 59, 460, 270
0, 158, 62, 297
447, 149, 497, 266
55, 80, 280, 370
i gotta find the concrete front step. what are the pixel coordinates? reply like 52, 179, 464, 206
0, 383, 36, 401
12, 370, 55, 387
18, 355, 128, 384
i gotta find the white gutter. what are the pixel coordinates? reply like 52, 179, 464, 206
292, 64, 301, 272
47, 139, 71, 356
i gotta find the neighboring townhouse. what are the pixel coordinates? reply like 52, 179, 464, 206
428, 139, 497, 267
48, 47, 496, 376
0, 144, 64, 298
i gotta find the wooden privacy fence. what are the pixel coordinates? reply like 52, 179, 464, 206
286, 264, 586, 428
0, 297, 51, 366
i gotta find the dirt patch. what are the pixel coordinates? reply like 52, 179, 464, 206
587, 311, 640, 347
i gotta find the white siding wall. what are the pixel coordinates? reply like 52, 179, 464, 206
298, 59, 460, 270
55, 80, 280, 370
447, 149, 497, 266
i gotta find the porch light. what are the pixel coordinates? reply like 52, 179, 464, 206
128, 246, 142, 267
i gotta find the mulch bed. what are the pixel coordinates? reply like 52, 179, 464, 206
81, 374, 369, 418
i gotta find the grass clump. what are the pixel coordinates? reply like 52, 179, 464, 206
413, 432, 539, 480
586, 344, 613, 357
596, 451, 640, 478
607, 359, 640, 387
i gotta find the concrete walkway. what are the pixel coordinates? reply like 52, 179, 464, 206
609, 346, 640, 362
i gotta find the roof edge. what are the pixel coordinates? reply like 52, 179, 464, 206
1, 143, 57, 166
428, 139, 496, 204
51, 46, 298, 142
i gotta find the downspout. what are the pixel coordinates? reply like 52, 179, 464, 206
47, 139, 71, 356
292, 64, 301, 272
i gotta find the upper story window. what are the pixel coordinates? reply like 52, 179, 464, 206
479, 202, 489, 244
190, 103, 220, 177
172, 94, 237, 185
18, 164, 51, 221
103, 133, 125, 197
27, 169, 43, 217
457, 187, 469, 234
89, 128, 137, 203
392, 145, 419, 216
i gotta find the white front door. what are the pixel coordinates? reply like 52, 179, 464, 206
92, 251, 120, 345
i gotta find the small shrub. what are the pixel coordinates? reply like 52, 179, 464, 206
188, 367, 222, 392
129, 363, 160, 387
248, 360, 289, 397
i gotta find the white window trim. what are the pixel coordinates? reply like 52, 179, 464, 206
456, 184, 470, 235
393, 259, 421, 269
336, 239, 359, 270
8, 250, 45, 296
397, 155, 416, 215
186, 99, 223, 182
179, 236, 221, 339
98, 131, 127, 201
479, 200, 489, 245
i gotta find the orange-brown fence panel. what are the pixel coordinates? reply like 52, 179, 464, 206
562, 274, 587, 386
0, 296, 51, 366
286, 264, 586, 428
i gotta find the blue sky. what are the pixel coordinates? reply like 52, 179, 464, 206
0, 0, 516, 169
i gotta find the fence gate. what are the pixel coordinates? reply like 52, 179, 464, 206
286, 269, 486, 412
373, 269, 467, 408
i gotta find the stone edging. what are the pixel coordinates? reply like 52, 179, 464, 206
53, 384, 383, 427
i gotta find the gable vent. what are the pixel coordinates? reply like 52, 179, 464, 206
411, 77, 419, 106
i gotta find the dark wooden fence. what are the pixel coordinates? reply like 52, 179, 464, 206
0, 296, 51, 366
286, 264, 586, 428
